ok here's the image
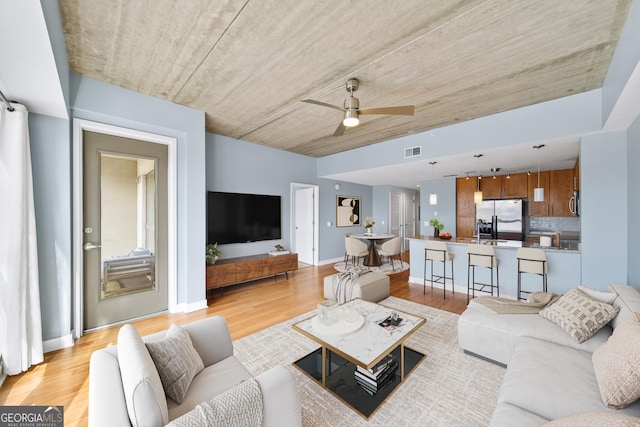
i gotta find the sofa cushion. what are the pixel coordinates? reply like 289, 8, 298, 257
167, 355, 253, 421
498, 337, 640, 420
609, 284, 640, 329
539, 288, 619, 343
118, 324, 169, 427
490, 402, 549, 427
146, 323, 204, 404
578, 286, 617, 304
543, 411, 640, 426
592, 313, 640, 409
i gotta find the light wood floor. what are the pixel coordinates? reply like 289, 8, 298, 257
0, 252, 469, 426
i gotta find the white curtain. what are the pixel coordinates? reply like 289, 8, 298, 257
0, 103, 43, 375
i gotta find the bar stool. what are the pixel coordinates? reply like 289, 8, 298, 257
424, 240, 454, 299
467, 244, 500, 302
516, 247, 548, 301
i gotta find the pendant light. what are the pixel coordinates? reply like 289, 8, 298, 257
474, 154, 483, 204
533, 144, 545, 202
429, 161, 437, 205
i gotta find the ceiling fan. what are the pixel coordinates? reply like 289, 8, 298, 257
302, 78, 415, 136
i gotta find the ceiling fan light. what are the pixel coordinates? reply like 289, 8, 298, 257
343, 108, 359, 127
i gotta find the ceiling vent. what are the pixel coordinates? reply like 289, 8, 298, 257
404, 146, 422, 158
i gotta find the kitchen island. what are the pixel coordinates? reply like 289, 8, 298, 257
408, 236, 581, 299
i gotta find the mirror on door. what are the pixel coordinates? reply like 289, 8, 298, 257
100, 154, 156, 300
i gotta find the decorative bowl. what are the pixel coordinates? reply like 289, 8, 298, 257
439, 235, 452, 240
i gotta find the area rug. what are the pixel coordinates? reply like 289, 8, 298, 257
333, 261, 410, 275
233, 296, 505, 426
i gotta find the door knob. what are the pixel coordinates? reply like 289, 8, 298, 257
83, 242, 101, 250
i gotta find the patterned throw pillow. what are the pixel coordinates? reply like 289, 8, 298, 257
592, 313, 640, 409
539, 288, 619, 343
146, 323, 205, 403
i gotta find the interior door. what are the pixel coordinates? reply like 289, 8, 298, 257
390, 192, 415, 251
83, 131, 168, 330
294, 187, 314, 264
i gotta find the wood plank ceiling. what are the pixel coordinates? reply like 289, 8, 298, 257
59, 0, 631, 158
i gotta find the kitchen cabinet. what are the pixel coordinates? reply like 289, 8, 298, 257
474, 172, 528, 199
550, 169, 575, 216
503, 173, 528, 198
527, 168, 576, 217
528, 171, 551, 216
456, 178, 477, 237
480, 176, 503, 199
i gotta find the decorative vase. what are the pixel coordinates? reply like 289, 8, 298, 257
365, 227, 373, 235
434, 229, 440, 238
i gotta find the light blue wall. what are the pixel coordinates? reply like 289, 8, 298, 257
580, 131, 628, 287
29, 113, 71, 341
628, 116, 640, 285
205, 133, 373, 261
71, 74, 207, 306
317, 90, 602, 178
419, 178, 457, 236
602, 0, 640, 124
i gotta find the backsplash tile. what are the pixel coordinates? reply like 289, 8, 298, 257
529, 216, 581, 240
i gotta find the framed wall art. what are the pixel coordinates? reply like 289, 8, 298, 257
336, 195, 361, 227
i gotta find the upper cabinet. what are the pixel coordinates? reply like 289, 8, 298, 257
457, 177, 477, 217
503, 173, 528, 198
477, 172, 528, 199
528, 171, 551, 216
527, 168, 577, 217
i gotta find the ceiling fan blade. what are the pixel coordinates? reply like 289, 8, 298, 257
301, 99, 344, 112
359, 105, 415, 116
333, 121, 346, 137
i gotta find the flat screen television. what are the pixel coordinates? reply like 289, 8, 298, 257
207, 191, 282, 244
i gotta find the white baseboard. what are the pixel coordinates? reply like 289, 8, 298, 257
174, 299, 208, 313
319, 257, 343, 266
43, 334, 75, 353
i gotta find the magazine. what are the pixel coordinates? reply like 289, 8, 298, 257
378, 314, 404, 331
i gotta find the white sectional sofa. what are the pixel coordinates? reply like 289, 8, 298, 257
458, 284, 640, 425
89, 316, 301, 427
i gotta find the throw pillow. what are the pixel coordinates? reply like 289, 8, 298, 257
118, 324, 169, 427
578, 285, 618, 304
539, 288, 619, 343
592, 313, 640, 409
544, 411, 640, 426
146, 323, 205, 404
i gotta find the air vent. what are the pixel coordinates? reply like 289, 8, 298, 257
404, 146, 422, 158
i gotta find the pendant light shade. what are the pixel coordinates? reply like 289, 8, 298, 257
474, 154, 483, 204
533, 145, 545, 202
429, 161, 437, 205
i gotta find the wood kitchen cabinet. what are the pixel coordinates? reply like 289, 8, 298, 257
550, 169, 575, 216
503, 173, 528, 198
528, 171, 551, 216
480, 176, 503, 199
527, 168, 576, 217
456, 178, 477, 237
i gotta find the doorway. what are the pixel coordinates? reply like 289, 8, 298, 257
73, 120, 177, 336
291, 183, 319, 265
389, 192, 416, 252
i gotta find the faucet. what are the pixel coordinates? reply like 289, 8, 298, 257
476, 219, 482, 244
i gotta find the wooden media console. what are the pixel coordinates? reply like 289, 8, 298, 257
206, 252, 298, 292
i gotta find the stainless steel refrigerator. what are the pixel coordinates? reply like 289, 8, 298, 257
475, 199, 524, 240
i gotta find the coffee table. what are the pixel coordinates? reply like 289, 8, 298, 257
292, 298, 426, 419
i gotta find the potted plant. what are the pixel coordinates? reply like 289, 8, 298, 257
428, 218, 445, 238
206, 243, 222, 265
364, 217, 375, 234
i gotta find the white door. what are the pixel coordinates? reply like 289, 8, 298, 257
389, 192, 415, 251
294, 187, 314, 264
83, 131, 168, 330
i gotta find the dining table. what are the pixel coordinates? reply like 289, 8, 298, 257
350, 233, 396, 267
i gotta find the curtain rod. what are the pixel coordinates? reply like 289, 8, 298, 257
0, 89, 15, 112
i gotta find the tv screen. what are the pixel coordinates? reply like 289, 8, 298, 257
207, 191, 282, 244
